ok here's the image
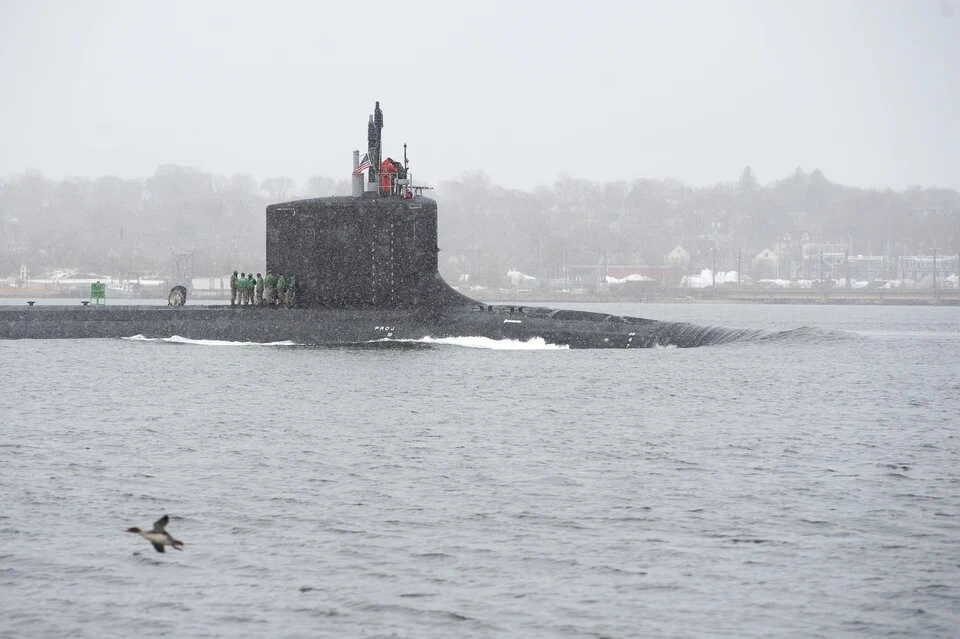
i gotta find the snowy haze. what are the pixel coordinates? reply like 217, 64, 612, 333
1, 0, 958, 190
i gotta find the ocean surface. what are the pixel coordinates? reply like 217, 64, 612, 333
1, 301, 958, 638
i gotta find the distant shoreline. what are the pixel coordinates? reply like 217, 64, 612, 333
473, 288, 960, 306
3, 286, 958, 306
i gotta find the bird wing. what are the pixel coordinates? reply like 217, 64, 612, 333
152, 515, 169, 533
152, 543, 166, 553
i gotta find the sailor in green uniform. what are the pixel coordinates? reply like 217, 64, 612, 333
264, 270, 277, 305
276, 273, 286, 307
263, 269, 277, 306
240, 273, 250, 306
230, 270, 239, 306
255, 273, 264, 305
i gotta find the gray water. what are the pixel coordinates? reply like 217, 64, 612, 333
1, 303, 958, 638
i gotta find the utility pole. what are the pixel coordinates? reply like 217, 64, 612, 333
712, 247, 718, 295
933, 248, 938, 303
845, 249, 850, 288
819, 248, 825, 301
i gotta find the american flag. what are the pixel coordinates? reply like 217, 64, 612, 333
353, 153, 372, 175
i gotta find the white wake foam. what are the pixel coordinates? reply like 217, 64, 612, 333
124, 335, 297, 346
373, 336, 569, 350
124, 334, 567, 350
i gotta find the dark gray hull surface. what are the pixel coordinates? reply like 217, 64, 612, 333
0, 303, 759, 348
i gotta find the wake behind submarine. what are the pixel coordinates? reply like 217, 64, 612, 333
0, 102, 757, 348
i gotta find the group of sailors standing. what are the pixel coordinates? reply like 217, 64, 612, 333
230, 270, 296, 307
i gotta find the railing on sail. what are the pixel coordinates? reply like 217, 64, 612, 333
374, 167, 432, 199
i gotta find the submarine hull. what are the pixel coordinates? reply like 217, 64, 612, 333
0, 303, 756, 348
0, 182, 755, 347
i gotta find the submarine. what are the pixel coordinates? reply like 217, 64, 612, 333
0, 102, 756, 348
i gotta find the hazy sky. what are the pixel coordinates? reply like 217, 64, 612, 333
1, 0, 958, 190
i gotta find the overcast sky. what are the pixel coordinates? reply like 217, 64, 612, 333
1, 0, 958, 190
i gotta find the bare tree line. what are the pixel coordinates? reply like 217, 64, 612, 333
1, 165, 958, 285
437, 167, 959, 285
0, 166, 351, 277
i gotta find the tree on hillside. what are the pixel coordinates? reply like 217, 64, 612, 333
260, 176, 296, 202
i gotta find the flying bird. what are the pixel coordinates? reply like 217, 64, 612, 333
126, 514, 184, 553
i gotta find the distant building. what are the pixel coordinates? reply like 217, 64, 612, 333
801, 243, 848, 279
899, 255, 959, 281
752, 248, 779, 279
850, 255, 887, 281
664, 245, 690, 269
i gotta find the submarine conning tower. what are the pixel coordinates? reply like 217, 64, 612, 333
265, 102, 475, 311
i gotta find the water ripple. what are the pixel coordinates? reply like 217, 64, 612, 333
1, 304, 959, 638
